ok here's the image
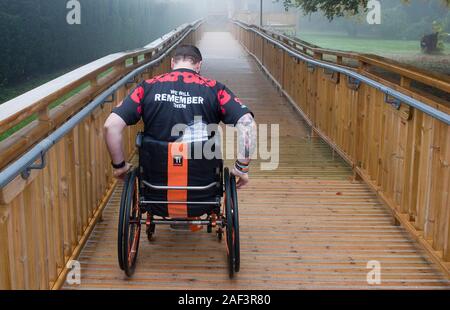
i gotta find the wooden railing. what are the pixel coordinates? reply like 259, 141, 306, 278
231, 20, 450, 276
234, 12, 297, 28
235, 20, 450, 99
0, 20, 204, 289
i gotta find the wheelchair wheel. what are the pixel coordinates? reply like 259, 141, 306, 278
230, 175, 240, 273
118, 168, 142, 277
224, 168, 235, 279
117, 174, 129, 271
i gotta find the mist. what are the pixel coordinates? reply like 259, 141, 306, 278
0, 0, 210, 103
233, 0, 449, 74
1, 0, 448, 104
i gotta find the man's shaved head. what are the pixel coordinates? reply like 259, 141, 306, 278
173, 44, 203, 64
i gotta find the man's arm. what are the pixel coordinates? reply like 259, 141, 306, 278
104, 111, 132, 179
104, 82, 146, 179
233, 113, 257, 188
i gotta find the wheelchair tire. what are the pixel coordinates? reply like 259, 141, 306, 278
230, 175, 240, 273
121, 168, 142, 277
117, 172, 132, 271
224, 168, 235, 279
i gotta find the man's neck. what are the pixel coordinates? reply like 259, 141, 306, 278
172, 66, 198, 73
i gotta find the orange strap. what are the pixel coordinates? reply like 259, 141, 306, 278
167, 142, 188, 218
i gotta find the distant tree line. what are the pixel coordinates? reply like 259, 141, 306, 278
294, 0, 450, 41
0, 0, 204, 87
280, 0, 450, 20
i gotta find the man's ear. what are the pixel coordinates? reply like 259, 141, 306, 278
195, 61, 202, 73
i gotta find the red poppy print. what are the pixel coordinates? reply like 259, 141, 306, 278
146, 72, 181, 84
204, 79, 217, 87
181, 72, 203, 84
217, 89, 231, 106
130, 86, 144, 104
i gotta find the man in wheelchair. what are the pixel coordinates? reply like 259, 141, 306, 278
103, 44, 256, 278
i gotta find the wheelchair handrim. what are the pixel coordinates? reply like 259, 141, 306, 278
127, 178, 141, 266
123, 169, 142, 276
224, 168, 235, 279
230, 175, 240, 273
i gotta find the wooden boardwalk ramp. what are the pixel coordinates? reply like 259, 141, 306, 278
66, 32, 449, 290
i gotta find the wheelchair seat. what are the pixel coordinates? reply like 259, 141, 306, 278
138, 135, 223, 218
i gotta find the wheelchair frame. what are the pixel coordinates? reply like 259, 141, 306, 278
117, 138, 240, 279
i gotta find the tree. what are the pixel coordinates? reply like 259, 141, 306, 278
419, 19, 449, 54
0, 0, 204, 90
279, 0, 450, 20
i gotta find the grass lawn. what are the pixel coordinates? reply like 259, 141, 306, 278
297, 31, 450, 57
295, 31, 450, 76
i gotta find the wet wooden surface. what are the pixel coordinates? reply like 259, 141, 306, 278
65, 32, 449, 290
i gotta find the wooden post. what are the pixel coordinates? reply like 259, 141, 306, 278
313, 52, 322, 60
0, 208, 11, 289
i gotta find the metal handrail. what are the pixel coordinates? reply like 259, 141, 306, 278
0, 19, 203, 189
232, 20, 450, 126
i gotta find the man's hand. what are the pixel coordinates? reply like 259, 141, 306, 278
231, 167, 249, 189
113, 162, 132, 180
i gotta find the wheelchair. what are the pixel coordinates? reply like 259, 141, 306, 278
117, 133, 240, 279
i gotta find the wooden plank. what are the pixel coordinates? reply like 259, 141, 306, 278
416, 115, 434, 233
56, 139, 71, 260
65, 133, 78, 254
435, 124, 450, 255
0, 208, 11, 289
0, 169, 40, 205
47, 145, 65, 271
31, 173, 49, 289
11, 197, 26, 289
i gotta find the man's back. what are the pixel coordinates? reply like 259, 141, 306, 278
112, 68, 252, 142
104, 44, 256, 188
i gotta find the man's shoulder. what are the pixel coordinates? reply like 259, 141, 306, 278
144, 72, 179, 85
197, 74, 219, 88
143, 71, 222, 89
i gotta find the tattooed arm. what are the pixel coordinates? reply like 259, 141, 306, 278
233, 113, 257, 188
